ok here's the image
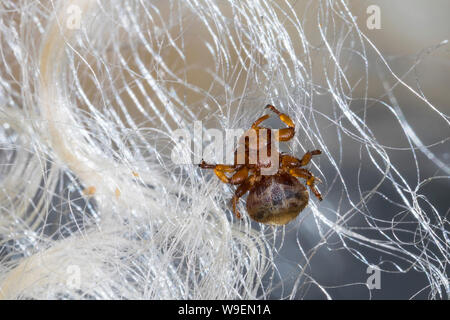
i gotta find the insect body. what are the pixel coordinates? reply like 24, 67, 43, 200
199, 104, 322, 225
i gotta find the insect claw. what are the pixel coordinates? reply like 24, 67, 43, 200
265, 104, 281, 115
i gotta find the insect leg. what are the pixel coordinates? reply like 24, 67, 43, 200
251, 114, 270, 129
280, 154, 302, 168
230, 166, 249, 185
298, 150, 321, 166
289, 168, 323, 201
265, 104, 295, 141
280, 150, 321, 168
231, 175, 255, 219
199, 160, 239, 183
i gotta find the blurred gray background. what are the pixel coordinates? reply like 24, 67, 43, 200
266, 0, 449, 299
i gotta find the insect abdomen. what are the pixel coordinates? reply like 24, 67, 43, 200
246, 173, 309, 225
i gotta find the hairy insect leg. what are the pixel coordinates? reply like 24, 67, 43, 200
199, 160, 237, 183
280, 150, 321, 168
265, 104, 295, 141
280, 154, 302, 168
230, 166, 248, 184
289, 168, 323, 201
231, 175, 255, 219
199, 160, 233, 170
199, 160, 248, 184
251, 114, 270, 129
299, 150, 321, 166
